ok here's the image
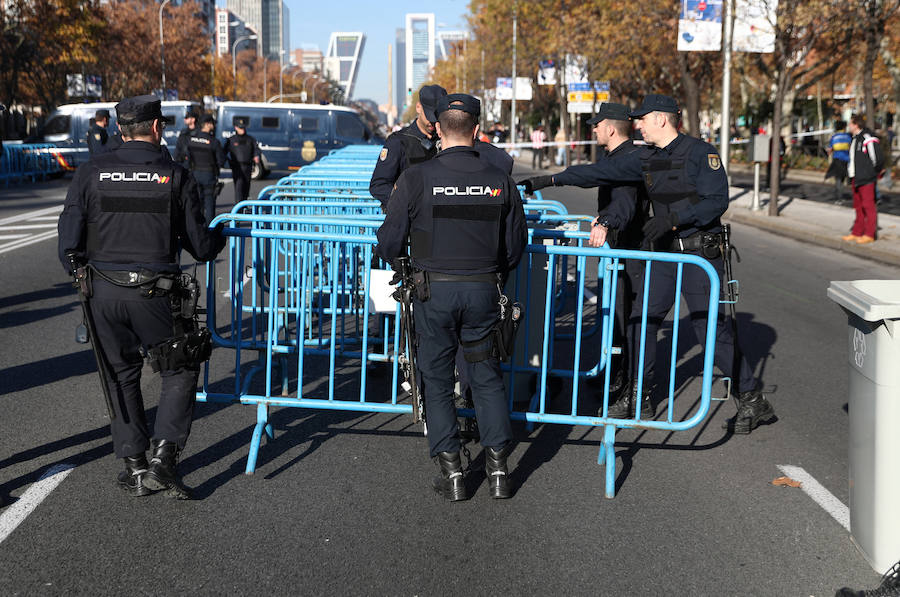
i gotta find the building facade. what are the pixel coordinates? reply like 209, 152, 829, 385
324, 32, 365, 100
394, 28, 406, 117
226, 0, 288, 60
215, 8, 258, 57
293, 47, 324, 73
404, 13, 435, 108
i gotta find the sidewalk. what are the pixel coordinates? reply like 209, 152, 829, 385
724, 187, 900, 268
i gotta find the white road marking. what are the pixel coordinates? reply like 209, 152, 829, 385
0, 464, 75, 544
777, 464, 850, 532
0, 224, 58, 230
0, 205, 63, 226
0, 230, 59, 255
0, 234, 30, 240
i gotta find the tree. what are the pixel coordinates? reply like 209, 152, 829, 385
856, 0, 900, 121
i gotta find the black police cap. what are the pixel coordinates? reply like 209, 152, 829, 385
115, 95, 164, 125
95, 109, 111, 120
586, 102, 630, 126
199, 114, 216, 126
185, 107, 201, 119
629, 94, 680, 118
436, 93, 481, 118
234, 117, 248, 128
418, 84, 447, 123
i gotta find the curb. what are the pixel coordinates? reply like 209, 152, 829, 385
723, 207, 900, 268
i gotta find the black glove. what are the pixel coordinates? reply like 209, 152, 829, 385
518, 175, 553, 195
642, 212, 680, 242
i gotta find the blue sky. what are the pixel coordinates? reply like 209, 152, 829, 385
286, 0, 470, 105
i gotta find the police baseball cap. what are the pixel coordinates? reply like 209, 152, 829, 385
185, 107, 200, 119
586, 102, 630, 126
200, 114, 216, 126
418, 84, 447, 123
234, 117, 248, 128
95, 109, 111, 120
436, 93, 481, 118
629, 94, 680, 118
115, 95, 165, 125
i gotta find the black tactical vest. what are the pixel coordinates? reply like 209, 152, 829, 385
86, 162, 178, 265
188, 132, 218, 171
409, 158, 506, 272
228, 134, 254, 164
396, 130, 438, 170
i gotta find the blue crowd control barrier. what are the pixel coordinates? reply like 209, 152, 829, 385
199, 211, 721, 498
0, 143, 62, 185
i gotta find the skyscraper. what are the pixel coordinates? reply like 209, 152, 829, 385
324, 32, 365, 100
227, 0, 288, 60
404, 13, 435, 106
395, 28, 406, 116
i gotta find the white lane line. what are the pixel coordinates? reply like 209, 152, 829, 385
777, 464, 850, 532
0, 205, 63, 226
30, 216, 64, 221
0, 234, 30, 240
0, 464, 75, 544
0, 229, 59, 255
0, 224, 58, 230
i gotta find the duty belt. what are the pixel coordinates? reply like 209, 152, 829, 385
427, 272, 498, 283
98, 269, 166, 285
668, 232, 724, 252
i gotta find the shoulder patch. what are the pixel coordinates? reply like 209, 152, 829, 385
94, 133, 101, 140
379, 147, 388, 161
707, 154, 721, 170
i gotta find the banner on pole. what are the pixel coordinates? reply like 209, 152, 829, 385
677, 0, 724, 51
733, 0, 776, 53
496, 77, 533, 101
537, 60, 557, 86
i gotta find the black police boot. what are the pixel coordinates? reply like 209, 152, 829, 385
144, 439, 192, 499
604, 384, 653, 419
432, 451, 467, 502
116, 455, 153, 497
835, 560, 900, 596
731, 389, 776, 435
485, 444, 513, 499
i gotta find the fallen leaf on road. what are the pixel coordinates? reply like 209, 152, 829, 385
772, 476, 802, 488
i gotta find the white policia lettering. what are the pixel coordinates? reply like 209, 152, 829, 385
432, 186, 498, 196
98, 172, 169, 183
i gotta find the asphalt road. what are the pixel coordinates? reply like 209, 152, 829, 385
0, 166, 895, 595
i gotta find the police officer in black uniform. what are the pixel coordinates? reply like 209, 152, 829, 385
86, 109, 113, 157
582, 103, 653, 419
57, 95, 225, 498
376, 94, 527, 501
521, 94, 776, 434
173, 106, 199, 168
187, 114, 226, 224
225, 117, 260, 206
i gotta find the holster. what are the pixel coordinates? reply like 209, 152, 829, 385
492, 294, 522, 362
412, 270, 429, 301
143, 326, 212, 372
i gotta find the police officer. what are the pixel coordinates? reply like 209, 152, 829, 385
582, 103, 653, 419
521, 94, 776, 434
173, 106, 200, 167
86, 109, 113, 156
57, 95, 225, 498
376, 94, 527, 501
187, 114, 226, 224
225, 117, 260, 206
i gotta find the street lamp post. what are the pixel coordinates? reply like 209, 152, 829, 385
232, 34, 258, 100
159, 0, 172, 94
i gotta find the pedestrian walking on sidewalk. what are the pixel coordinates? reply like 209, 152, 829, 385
825, 120, 851, 202
844, 114, 884, 245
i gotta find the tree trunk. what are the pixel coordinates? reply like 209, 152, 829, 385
864, 24, 878, 122
769, 70, 790, 216
678, 53, 701, 137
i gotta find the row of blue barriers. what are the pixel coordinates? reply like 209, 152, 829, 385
198, 145, 724, 498
0, 143, 62, 186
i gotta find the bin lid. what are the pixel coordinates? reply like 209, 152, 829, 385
827, 280, 900, 321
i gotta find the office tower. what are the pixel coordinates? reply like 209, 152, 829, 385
404, 13, 435, 105
324, 32, 365, 99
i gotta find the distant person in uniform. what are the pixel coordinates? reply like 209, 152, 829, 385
225, 117, 260, 206
57, 95, 225, 498
826, 119, 851, 202
376, 94, 527, 501
86, 109, 113, 157
187, 114, 226, 224
173, 106, 200, 168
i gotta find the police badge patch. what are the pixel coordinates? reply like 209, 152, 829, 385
94, 134, 102, 140
379, 148, 388, 161
708, 154, 721, 170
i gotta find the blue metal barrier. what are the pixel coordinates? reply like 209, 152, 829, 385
0, 143, 62, 185
194, 145, 722, 498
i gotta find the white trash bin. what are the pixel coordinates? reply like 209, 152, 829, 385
827, 279, 900, 574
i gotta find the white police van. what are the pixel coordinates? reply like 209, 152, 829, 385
215, 102, 383, 179
33, 100, 201, 170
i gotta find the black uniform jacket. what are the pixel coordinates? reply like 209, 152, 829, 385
187, 131, 227, 173
226, 132, 261, 165
369, 122, 436, 206
173, 127, 194, 167
553, 133, 728, 238
376, 145, 527, 275
594, 140, 649, 250
57, 140, 225, 273
86, 123, 109, 156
